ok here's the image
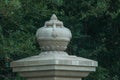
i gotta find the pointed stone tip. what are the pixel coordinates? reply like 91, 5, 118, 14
51, 14, 58, 20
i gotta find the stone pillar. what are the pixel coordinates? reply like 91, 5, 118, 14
11, 14, 98, 80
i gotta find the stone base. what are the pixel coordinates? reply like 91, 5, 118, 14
11, 51, 97, 80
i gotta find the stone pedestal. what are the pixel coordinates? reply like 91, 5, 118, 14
11, 14, 98, 80
11, 51, 97, 80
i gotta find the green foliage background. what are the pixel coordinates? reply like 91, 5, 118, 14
0, 0, 120, 80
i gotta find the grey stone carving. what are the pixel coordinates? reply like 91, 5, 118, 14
11, 14, 98, 80
36, 14, 72, 51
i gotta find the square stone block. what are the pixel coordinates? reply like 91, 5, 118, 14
11, 51, 98, 80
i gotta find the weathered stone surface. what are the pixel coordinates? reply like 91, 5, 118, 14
11, 14, 98, 80
36, 14, 72, 51
11, 51, 97, 79
11, 51, 97, 67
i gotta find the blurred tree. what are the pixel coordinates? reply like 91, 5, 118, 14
0, 0, 120, 80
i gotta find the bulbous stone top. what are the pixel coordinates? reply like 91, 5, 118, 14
36, 14, 72, 51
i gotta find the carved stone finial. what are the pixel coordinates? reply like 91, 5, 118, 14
36, 14, 72, 51
44, 14, 63, 27
50, 14, 58, 20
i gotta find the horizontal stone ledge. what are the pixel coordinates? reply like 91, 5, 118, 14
12, 65, 96, 72
11, 58, 98, 67
27, 77, 82, 80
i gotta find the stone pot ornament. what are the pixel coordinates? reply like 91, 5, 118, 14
36, 14, 72, 51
